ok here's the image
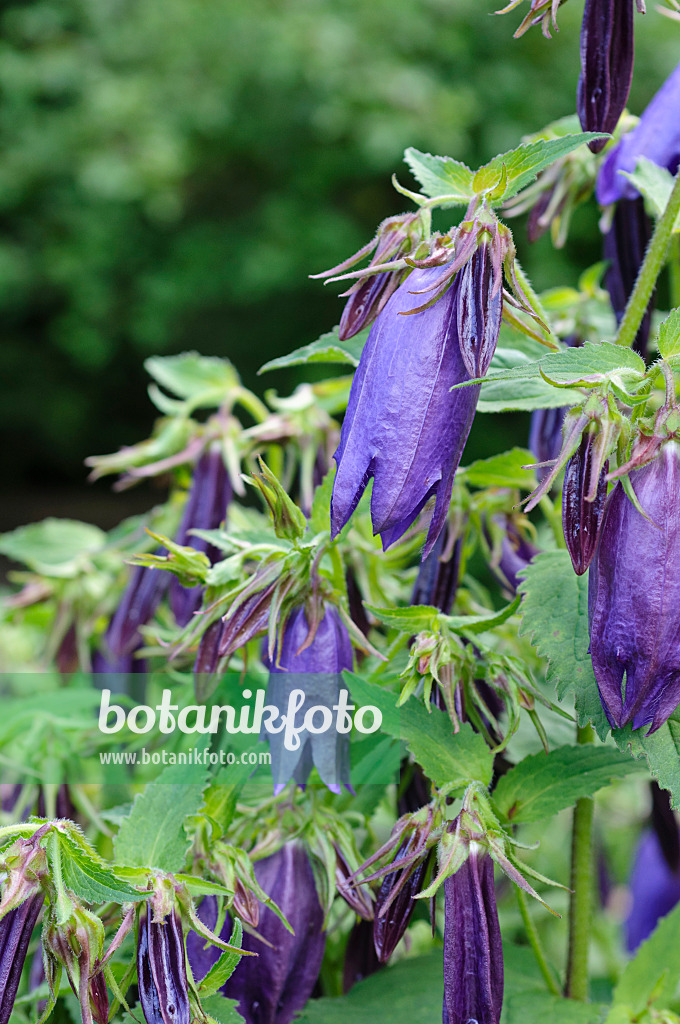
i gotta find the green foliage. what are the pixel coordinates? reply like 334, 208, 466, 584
658, 308, 680, 358
0, 519, 107, 578
613, 711, 680, 811
608, 901, 680, 1017
259, 328, 368, 373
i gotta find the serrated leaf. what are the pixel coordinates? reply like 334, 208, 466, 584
363, 604, 442, 634
259, 327, 368, 374
56, 832, 144, 904
609, 900, 680, 1015
200, 994, 244, 1024
481, 133, 606, 205
658, 308, 680, 359
403, 148, 475, 206
0, 519, 106, 578
478, 336, 581, 413
113, 763, 208, 872
461, 448, 536, 489
493, 745, 641, 824
517, 551, 609, 737
613, 710, 680, 810
346, 674, 494, 788
145, 353, 239, 405
458, 341, 646, 391
198, 919, 243, 996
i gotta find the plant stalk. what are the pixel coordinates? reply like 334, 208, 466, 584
565, 723, 595, 1000
517, 887, 561, 996
615, 168, 680, 349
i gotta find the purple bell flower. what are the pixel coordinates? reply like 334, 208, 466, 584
331, 268, 481, 557
222, 844, 326, 1024
625, 828, 680, 951
597, 60, 680, 206
266, 604, 354, 794
577, 0, 635, 154
170, 447, 232, 627
589, 441, 680, 732
443, 848, 503, 1024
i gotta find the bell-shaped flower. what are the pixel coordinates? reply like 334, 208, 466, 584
577, 0, 635, 153
589, 441, 680, 732
331, 267, 481, 556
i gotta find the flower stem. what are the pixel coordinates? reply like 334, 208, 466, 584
565, 723, 595, 1001
615, 168, 680, 349
517, 887, 561, 995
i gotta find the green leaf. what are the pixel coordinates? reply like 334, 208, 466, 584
657, 308, 680, 359
346, 674, 494, 788
506, 992, 605, 1024
198, 919, 243, 997
480, 133, 606, 205
403, 148, 475, 206
477, 336, 581, 413
461, 448, 536, 490
113, 763, 208, 872
517, 551, 609, 737
458, 341, 646, 391
613, 710, 680, 810
259, 327, 368, 373
55, 832, 144, 905
200, 994, 244, 1024
295, 951, 444, 1024
309, 467, 335, 535
145, 352, 239, 406
362, 604, 442, 634
444, 596, 521, 635
621, 157, 680, 229
0, 519, 106, 578
609, 900, 680, 1016
493, 745, 642, 824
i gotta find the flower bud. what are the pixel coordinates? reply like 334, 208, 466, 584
373, 833, 432, 963
577, 0, 635, 153
562, 433, 608, 575
589, 441, 680, 732
456, 243, 503, 380
89, 960, 109, 1024
103, 562, 169, 660
443, 848, 503, 1024
0, 894, 44, 1024
137, 903, 190, 1024
411, 524, 462, 615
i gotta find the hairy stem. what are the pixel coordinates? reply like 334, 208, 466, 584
565, 723, 595, 1000
616, 168, 680, 349
517, 887, 561, 995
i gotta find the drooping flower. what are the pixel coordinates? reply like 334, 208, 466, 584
589, 441, 680, 732
625, 827, 680, 951
597, 60, 680, 205
331, 267, 481, 556
562, 432, 609, 576
443, 846, 503, 1024
223, 843, 326, 1024
577, 0, 635, 153
0, 895, 44, 1024
170, 446, 232, 627
372, 832, 433, 963
266, 604, 354, 794
602, 197, 653, 357
137, 903, 191, 1024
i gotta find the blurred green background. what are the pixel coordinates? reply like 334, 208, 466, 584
2, 0, 679, 529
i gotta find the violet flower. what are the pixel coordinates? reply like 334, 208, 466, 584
266, 604, 354, 794
331, 268, 481, 556
0, 894, 44, 1024
589, 441, 680, 732
562, 433, 608, 576
597, 60, 680, 206
577, 0, 635, 153
625, 828, 680, 951
100, 561, 168, 664
170, 447, 231, 627
443, 848, 503, 1024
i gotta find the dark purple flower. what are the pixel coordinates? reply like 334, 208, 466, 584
331, 268, 481, 556
562, 433, 609, 576
223, 843, 326, 1024
0, 894, 44, 1024
90, 960, 109, 1024
589, 442, 680, 732
266, 604, 354, 794
136, 904, 190, 1024
170, 448, 231, 627
342, 919, 382, 993
411, 523, 462, 614
625, 828, 680, 951
602, 197, 653, 357
597, 61, 680, 205
443, 849, 503, 1024
456, 243, 503, 379
373, 834, 432, 963
577, 0, 635, 153
102, 562, 169, 661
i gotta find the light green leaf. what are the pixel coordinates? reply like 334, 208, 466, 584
493, 745, 642, 824
461, 448, 536, 490
480, 133, 606, 205
609, 900, 680, 1016
309, 467, 335, 535
200, 994, 244, 1024
113, 763, 208, 872
444, 596, 521, 635
517, 551, 609, 737
621, 157, 680, 230
0, 519, 106, 578
259, 327, 368, 373
362, 604, 442, 635
658, 308, 680, 359
198, 919, 243, 996
613, 710, 680, 810
145, 352, 239, 405
56, 832, 144, 904
403, 148, 475, 206
346, 674, 494, 788
458, 341, 645, 391
478, 337, 581, 413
